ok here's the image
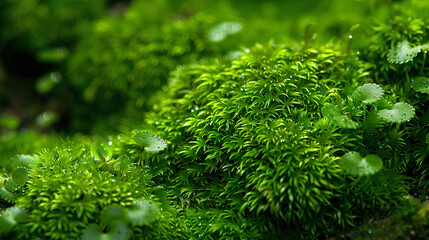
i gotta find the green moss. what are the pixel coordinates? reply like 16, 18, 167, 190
5, 141, 169, 239
115, 42, 406, 238
362, 0, 429, 183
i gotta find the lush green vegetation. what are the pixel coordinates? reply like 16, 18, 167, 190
0, 0, 428, 239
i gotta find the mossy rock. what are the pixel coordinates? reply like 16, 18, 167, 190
127, 42, 407, 238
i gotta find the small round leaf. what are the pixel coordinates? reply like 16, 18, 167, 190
340, 152, 383, 176
411, 77, 429, 94
387, 41, 423, 64
8, 155, 36, 171
100, 205, 127, 226
4, 179, 21, 193
0, 187, 17, 203
0, 206, 27, 233
351, 83, 384, 104
377, 102, 415, 124
134, 131, 167, 153
127, 200, 160, 226
82, 225, 103, 240
321, 105, 358, 129
12, 167, 29, 187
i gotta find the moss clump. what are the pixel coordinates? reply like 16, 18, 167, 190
108, 42, 405, 238
4, 141, 170, 240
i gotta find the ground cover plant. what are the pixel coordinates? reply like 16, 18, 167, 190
0, 0, 428, 239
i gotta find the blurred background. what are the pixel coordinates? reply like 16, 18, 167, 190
0, 0, 393, 164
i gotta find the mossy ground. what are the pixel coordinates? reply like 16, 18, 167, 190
0, 0, 429, 239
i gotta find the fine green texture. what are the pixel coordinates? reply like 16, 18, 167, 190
132, 41, 406, 238
6, 141, 171, 240
1, 0, 429, 239
340, 151, 383, 176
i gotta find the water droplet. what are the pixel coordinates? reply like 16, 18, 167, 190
108, 141, 112, 146
348, 35, 353, 39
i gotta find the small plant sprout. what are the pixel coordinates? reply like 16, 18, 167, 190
377, 102, 415, 124
322, 105, 358, 128
340, 151, 383, 176
411, 77, 429, 94
387, 40, 424, 64
0, 155, 35, 203
351, 83, 384, 104
134, 131, 167, 153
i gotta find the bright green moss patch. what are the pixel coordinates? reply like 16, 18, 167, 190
133, 42, 408, 238
1, 0, 429, 239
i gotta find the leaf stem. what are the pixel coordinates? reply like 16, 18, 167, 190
420, 51, 426, 75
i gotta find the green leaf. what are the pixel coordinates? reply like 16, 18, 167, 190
0, 206, 27, 233
82, 222, 129, 240
4, 179, 21, 193
126, 200, 160, 226
321, 105, 358, 129
208, 22, 242, 42
134, 131, 167, 153
107, 221, 129, 240
340, 152, 383, 176
377, 102, 415, 124
82, 225, 103, 240
411, 77, 429, 94
8, 155, 36, 171
351, 83, 384, 104
12, 167, 29, 186
0, 187, 17, 203
100, 205, 127, 226
387, 41, 423, 64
